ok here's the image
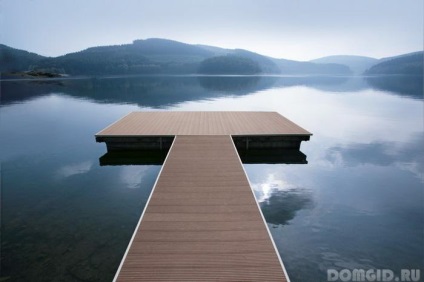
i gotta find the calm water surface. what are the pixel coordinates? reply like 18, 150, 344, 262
1, 75, 423, 281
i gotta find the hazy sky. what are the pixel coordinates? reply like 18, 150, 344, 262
1, 0, 422, 61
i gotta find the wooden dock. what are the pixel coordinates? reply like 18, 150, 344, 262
96, 112, 311, 151
96, 111, 311, 136
95, 112, 311, 281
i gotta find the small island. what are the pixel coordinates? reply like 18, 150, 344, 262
1, 70, 64, 80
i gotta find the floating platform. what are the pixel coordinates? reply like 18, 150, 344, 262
99, 147, 307, 166
95, 111, 312, 282
95, 111, 311, 151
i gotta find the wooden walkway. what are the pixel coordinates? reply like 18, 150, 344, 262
95, 111, 311, 281
114, 135, 288, 281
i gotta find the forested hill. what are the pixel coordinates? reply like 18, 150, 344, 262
30, 39, 215, 75
364, 52, 423, 76
0, 44, 46, 72
0, 39, 352, 75
198, 55, 261, 74
1, 38, 421, 76
310, 55, 378, 75
273, 58, 352, 75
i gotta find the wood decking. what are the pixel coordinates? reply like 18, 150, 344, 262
96, 111, 311, 136
114, 135, 288, 281
96, 111, 311, 151
95, 111, 311, 281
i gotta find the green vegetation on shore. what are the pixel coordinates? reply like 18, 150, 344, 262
1, 71, 63, 79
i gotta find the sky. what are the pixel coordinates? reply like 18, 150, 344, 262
1, 0, 423, 61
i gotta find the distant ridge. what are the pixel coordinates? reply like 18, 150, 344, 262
0, 44, 46, 72
310, 55, 378, 75
273, 57, 352, 75
365, 52, 423, 75
0, 39, 422, 76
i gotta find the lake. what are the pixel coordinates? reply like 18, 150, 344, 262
1, 75, 423, 282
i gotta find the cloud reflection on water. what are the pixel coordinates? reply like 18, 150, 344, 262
326, 132, 424, 182
57, 160, 93, 178
249, 172, 314, 226
119, 166, 153, 189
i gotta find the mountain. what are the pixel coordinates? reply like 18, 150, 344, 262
0, 39, 352, 76
310, 55, 378, 75
231, 49, 281, 74
198, 55, 261, 74
379, 51, 423, 63
195, 45, 352, 75
273, 58, 352, 75
34, 39, 217, 75
195, 45, 283, 74
365, 51, 423, 76
132, 38, 212, 57
1, 39, 422, 77
5, 39, 282, 75
0, 44, 46, 72
196, 44, 230, 56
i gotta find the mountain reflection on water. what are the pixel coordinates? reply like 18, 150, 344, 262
2, 74, 422, 108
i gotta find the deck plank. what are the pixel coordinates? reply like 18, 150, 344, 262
96, 111, 311, 137
115, 135, 287, 281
